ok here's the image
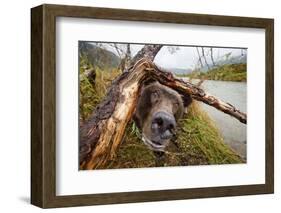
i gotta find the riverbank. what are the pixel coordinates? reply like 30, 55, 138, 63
180, 77, 247, 159
198, 79, 247, 159
177, 63, 247, 82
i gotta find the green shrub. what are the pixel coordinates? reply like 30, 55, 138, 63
183, 63, 246, 82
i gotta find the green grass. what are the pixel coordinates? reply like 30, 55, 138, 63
179, 63, 247, 82
79, 54, 121, 122
177, 102, 242, 164
106, 102, 242, 169
79, 55, 244, 168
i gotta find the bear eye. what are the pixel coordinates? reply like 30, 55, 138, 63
151, 91, 159, 103
172, 102, 179, 113
173, 102, 179, 108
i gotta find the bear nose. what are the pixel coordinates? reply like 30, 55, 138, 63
151, 111, 176, 136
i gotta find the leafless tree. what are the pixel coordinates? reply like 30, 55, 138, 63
210, 48, 216, 67
196, 47, 204, 68
106, 43, 132, 72
113, 44, 122, 58
201, 47, 210, 70
123, 44, 132, 70
241, 49, 246, 56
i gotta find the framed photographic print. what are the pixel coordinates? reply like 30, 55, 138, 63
31, 4, 274, 208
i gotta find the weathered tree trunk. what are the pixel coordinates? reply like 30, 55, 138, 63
80, 58, 247, 170
129, 44, 163, 67
79, 59, 154, 169
118, 44, 162, 72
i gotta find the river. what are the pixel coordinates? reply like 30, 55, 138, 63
183, 79, 247, 159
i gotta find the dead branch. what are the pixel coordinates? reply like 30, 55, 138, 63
79, 58, 247, 170
201, 47, 210, 70
145, 63, 247, 124
196, 47, 204, 68
210, 48, 216, 67
129, 44, 163, 67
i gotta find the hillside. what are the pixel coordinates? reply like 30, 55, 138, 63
199, 54, 247, 72
79, 41, 120, 69
168, 67, 193, 75
183, 63, 247, 82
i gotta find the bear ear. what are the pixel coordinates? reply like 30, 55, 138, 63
176, 89, 192, 107
143, 78, 157, 86
140, 78, 158, 94
181, 94, 192, 107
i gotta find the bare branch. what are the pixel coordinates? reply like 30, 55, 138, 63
201, 47, 210, 70
196, 47, 204, 68
210, 48, 216, 67
113, 43, 122, 58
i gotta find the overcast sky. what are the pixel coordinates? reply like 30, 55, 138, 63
90, 42, 247, 70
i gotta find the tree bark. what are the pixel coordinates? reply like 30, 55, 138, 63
79, 58, 247, 170
129, 44, 163, 67
124, 44, 132, 71
79, 59, 154, 169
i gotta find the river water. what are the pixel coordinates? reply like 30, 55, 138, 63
183, 79, 247, 159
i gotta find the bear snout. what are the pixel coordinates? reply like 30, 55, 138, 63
151, 111, 176, 139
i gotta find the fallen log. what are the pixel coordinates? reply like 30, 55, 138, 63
79, 58, 247, 170
79, 59, 154, 169
145, 64, 247, 124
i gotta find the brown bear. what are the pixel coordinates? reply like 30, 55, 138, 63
134, 81, 192, 153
